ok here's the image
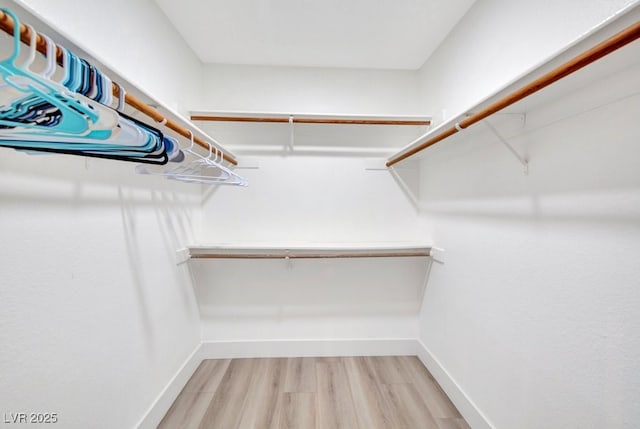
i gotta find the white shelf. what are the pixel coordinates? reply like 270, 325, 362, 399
190, 112, 432, 156
389, 4, 640, 164
187, 243, 432, 259
190, 110, 430, 122
11, 0, 236, 159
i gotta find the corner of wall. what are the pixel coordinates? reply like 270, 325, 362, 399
416, 340, 494, 429
136, 342, 204, 429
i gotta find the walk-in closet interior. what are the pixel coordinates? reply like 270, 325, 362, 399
1, 0, 639, 428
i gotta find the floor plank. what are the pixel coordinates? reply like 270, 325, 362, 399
382, 383, 440, 429
278, 392, 316, 429
399, 356, 462, 419
343, 357, 396, 429
316, 361, 360, 429
182, 359, 231, 393
283, 357, 317, 393
437, 417, 472, 429
367, 356, 412, 384
157, 392, 214, 429
237, 358, 285, 429
197, 358, 257, 429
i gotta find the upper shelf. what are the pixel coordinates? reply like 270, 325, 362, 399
191, 111, 431, 126
9, 0, 237, 164
387, 4, 640, 166
187, 243, 432, 259
191, 111, 432, 156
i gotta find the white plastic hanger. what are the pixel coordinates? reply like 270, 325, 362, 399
170, 145, 247, 186
169, 132, 247, 185
136, 130, 247, 186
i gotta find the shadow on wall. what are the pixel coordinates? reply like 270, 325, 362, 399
150, 190, 202, 316
0, 146, 202, 350
116, 184, 202, 341
0, 148, 202, 205
191, 257, 431, 319
417, 84, 640, 224
152, 190, 196, 251
119, 186, 156, 349
389, 159, 421, 212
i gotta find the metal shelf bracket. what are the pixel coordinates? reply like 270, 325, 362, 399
483, 118, 529, 174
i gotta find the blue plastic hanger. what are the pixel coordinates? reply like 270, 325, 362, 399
0, 13, 94, 135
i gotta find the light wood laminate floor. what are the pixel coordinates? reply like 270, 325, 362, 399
158, 356, 470, 429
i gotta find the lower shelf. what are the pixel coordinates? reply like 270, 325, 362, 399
187, 244, 432, 260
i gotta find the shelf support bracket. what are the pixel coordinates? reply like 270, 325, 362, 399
482, 119, 528, 174
288, 115, 295, 152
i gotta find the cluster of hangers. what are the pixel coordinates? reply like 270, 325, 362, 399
0, 8, 247, 186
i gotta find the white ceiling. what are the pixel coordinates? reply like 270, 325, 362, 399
154, 0, 476, 70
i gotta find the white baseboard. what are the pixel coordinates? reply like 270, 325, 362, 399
200, 338, 418, 359
136, 343, 203, 429
416, 340, 494, 429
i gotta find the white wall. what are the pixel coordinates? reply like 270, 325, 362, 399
0, 2, 204, 428
191, 29, 430, 347
416, 2, 640, 428
199, 63, 422, 115
14, 0, 204, 114
192, 12, 428, 349
199, 155, 420, 243
418, 0, 638, 124
0, 152, 202, 429
193, 257, 427, 342
195, 155, 424, 344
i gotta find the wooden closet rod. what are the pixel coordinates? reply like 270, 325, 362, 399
191, 114, 431, 126
386, 20, 640, 167
0, 10, 238, 166
190, 250, 431, 259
